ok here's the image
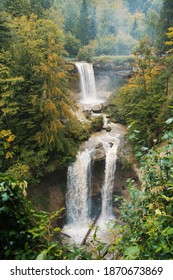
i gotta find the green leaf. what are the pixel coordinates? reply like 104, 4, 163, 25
46, 243, 57, 253
165, 118, 173, 125
159, 195, 173, 202
1, 193, 10, 202
155, 209, 162, 215
53, 227, 60, 233
124, 246, 140, 259
162, 227, 173, 236
36, 250, 47, 260
141, 146, 148, 151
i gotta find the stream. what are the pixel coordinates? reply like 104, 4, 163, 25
63, 62, 127, 244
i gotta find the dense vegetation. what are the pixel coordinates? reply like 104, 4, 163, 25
0, 2, 90, 185
0, 0, 173, 260
116, 132, 173, 260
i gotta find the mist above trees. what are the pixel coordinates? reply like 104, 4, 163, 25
1, 0, 168, 58
57, 0, 163, 58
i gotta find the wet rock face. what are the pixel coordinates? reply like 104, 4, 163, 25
28, 168, 67, 213
28, 124, 140, 220
94, 62, 133, 73
28, 151, 140, 219
91, 142, 106, 162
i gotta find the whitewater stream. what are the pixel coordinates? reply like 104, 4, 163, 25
63, 62, 126, 244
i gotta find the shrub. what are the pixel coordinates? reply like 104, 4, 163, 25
65, 32, 82, 57
77, 43, 95, 62
0, 176, 37, 259
90, 115, 104, 132
114, 131, 173, 260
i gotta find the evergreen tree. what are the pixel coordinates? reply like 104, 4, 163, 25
131, 18, 138, 38
3, 0, 30, 17
0, 12, 11, 50
77, 0, 96, 45
157, 0, 173, 53
125, 0, 148, 13
63, 0, 80, 35
89, 2, 97, 41
30, 0, 54, 17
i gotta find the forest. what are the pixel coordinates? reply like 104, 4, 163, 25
0, 0, 173, 260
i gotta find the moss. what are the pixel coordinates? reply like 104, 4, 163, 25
90, 115, 104, 132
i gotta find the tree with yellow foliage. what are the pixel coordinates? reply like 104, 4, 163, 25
166, 27, 173, 53
0, 14, 86, 182
114, 38, 170, 149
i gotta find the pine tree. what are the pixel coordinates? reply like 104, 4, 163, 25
77, 0, 97, 45
0, 12, 11, 50
157, 0, 173, 53
30, 0, 54, 18
3, 0, 30, 17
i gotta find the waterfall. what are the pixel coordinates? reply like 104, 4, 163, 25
76, 62, 98, 103
64, 132, 120, 243
66, 149, 91, 225
101, 142, 119, 218
64, 63, 124, 244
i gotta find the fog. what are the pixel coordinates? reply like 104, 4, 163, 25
54, 0, 163, 56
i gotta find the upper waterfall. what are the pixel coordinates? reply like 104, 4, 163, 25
76, 62, 98, 104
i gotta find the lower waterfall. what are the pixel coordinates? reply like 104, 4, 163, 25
64, 124, 122, 244
101, 141, 119, 219
66, 149, 91, 225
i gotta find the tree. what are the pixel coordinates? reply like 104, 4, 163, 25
0, 12, 11, 50
115, 131, 173, 260
0, 14, 83, 181
145, 9, 160, 43
63, 0, 80, 35
0, 47, 24, 171
131, 18, 138, 38
165, 27, 173, 53
77, 0, 97, 45
3, 0, 30, 17
125, 0, 148, 13
65, 32, 82, 57
157, 0, 173, 53
30, 0, 55, 17
115, 38, 169, 148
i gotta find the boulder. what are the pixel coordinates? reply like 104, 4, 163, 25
92, 104, 103, 113
105, 126, 112, 132
91, 142, 106, 162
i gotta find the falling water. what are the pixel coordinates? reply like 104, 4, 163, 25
76, 62, 98, 103
64, 130, 121, 243
64, 62, 124, 244
101, 141, 119, 219
66, 149, 91, 225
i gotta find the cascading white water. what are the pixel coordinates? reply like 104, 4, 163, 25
66, 149, 91, 225
64, 130, 121, 243
101, 141, 119, 219
76, 62, 98, 103
63, 62, 125, 244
